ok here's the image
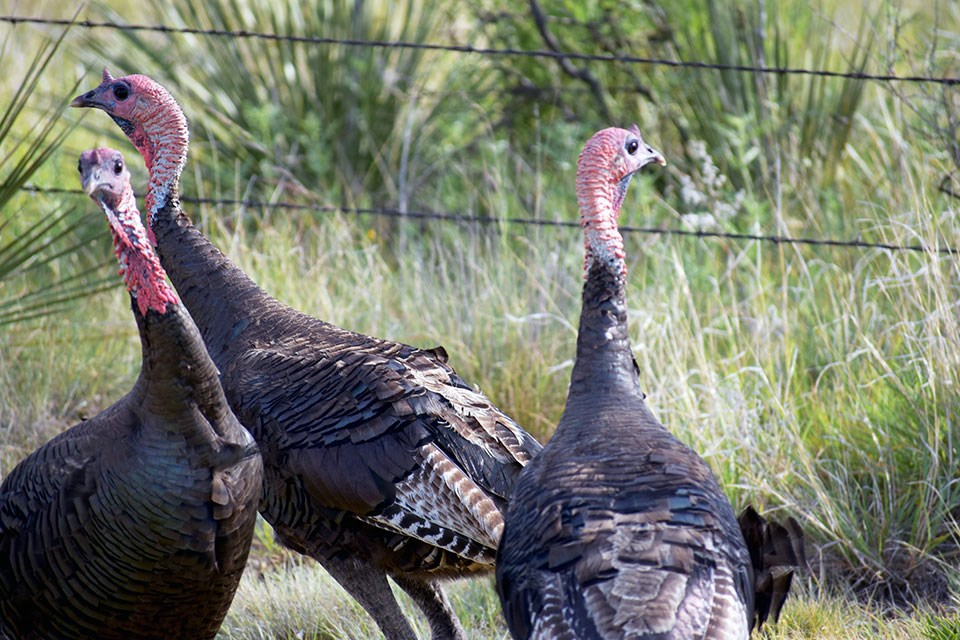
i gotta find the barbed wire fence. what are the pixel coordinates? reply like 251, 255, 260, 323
3, 15, 958, 85
5, 14, 960, 258
20, 186, 958, 257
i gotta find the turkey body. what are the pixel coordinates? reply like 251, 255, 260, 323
156, 183, 541, 640
206, 296, 539, 576
73, 71, 541, 640
497, 127, 800, 639
0, 148, 262, 640
498, 266, 751, 640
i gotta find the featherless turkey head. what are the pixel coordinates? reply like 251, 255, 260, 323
80, 147, 130, 205
72, 69, 188, 229
576, 124, 664, 275
79, 147, 178, 316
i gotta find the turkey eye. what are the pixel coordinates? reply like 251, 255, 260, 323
626, 139, 639, 155
113, 160, 124, 174
77, 160, 82, 174
113, 84, 129, 101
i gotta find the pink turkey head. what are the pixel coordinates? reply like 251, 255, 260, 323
576, 124, 665, 220
575, 125, 665, 275
72, 69, 189, 240
71, 68, 187, 172
79, 147, 131, 208
79, 146, 179, 316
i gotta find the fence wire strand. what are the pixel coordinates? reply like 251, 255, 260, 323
3, 15, 959, 85
7, 13, 958, 256
20, 186, 958, 256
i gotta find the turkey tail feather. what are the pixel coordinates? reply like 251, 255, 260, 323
738, 506, 806, 630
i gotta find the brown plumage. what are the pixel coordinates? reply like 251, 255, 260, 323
72, 70, 542, 640
738, 506, 805, 630
0, 148, 262, 639
495, 126, 804, 639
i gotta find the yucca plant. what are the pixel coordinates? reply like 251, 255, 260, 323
0, 20, 114, 326
82, 0, 496, 219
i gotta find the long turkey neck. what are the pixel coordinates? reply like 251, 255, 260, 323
103, 185, 177, 318
152, 206, 271, 361
566, 257, 641, 402
139, 89, 188, 232
106, 192, 231, 437
140, 105, 274, 362
565, 186, 642, 406
132, 302, 235, 441
576, 161, 626, 277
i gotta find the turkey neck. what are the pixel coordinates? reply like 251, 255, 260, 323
151, 196, 271, 362
565, 256, 642, 404
559, 179, 647, 442
143, 122, 272, 363
108, 192, 230, 440
565, 170, 640, 402
132, 303, 236, 443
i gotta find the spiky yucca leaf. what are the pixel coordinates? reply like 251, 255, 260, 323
84, 0, 493, 216
0, 20, 114, 325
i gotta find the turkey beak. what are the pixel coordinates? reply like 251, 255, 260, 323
71, 85, 107, 110
71, 68, 115, 110
641, 145, 666, 169
81, 168, 103, 196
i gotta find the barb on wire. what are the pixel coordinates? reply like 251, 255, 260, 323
938, 174, 960, 201
20, 185, 957, 256
2, 15, 959, 85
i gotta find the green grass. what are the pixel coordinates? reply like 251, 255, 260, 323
2, 0, 960, 636
218, 560, 507, 639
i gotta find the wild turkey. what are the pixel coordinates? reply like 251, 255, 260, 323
0, 148, 262, 639
495, 126, 804, 639
72, 70, 542, 640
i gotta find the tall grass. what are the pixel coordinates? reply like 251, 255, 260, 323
221, 577, 937, 639
219, 559, 507, 640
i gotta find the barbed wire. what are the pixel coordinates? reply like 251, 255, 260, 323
20, 186, 957, 256
3, 15, 958, 85
419, 83, 653, 99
